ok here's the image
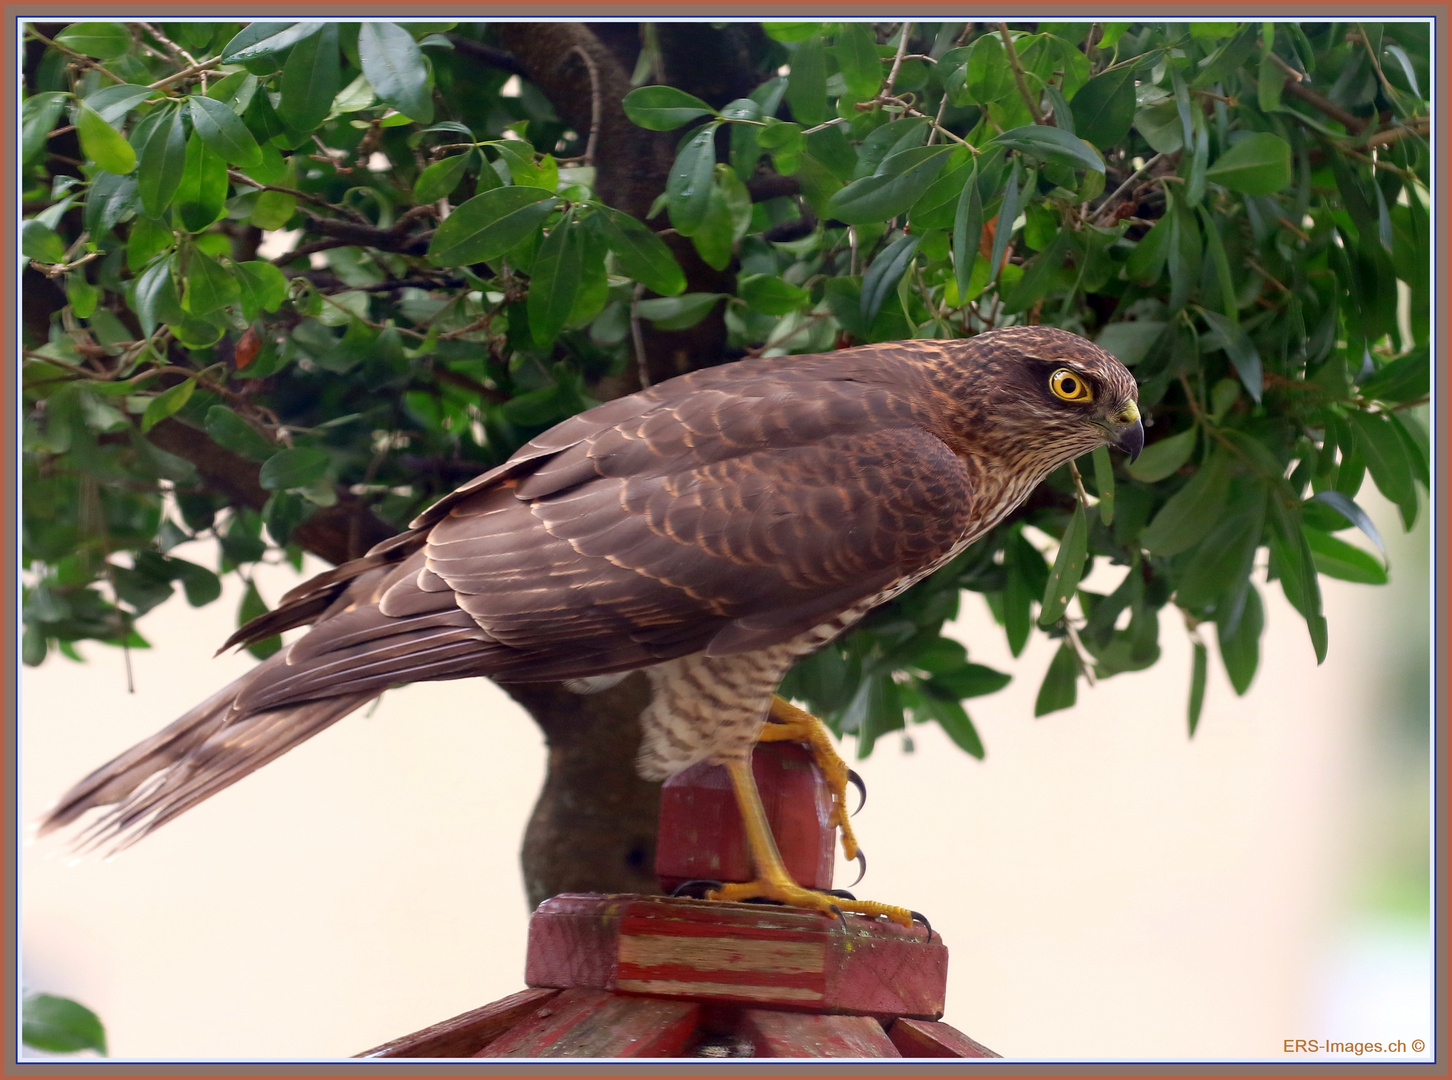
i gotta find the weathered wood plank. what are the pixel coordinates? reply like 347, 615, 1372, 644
888, 1017, 1001, 1058
356, 987, 558, 1058
526, 893, 946, 1020
478, 987, 701, 1057
740, 1009, 900, 1057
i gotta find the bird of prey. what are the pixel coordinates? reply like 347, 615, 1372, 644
41, 326, 1142, 925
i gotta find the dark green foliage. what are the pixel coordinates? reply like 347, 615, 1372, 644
22, 20, 1428, 761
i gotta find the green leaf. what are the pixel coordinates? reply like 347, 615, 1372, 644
221, 21, 324, 62
988, 159, 1023, 286
1091, 445, 1116, 525
238, 580, 282, 660
1096, 320, 1166, 367
635, 292, 723, 330
137, 104, 187, 217
1039, 502, 1088, 625
948, 34, 1012, 106
1034, 643, 1079, 717
1141, 450, 1232, 556
235, 260, 288, 320
188, 94, 263, 167
412, 153, 470, 203
132, 257, 177, 336
1358, 346, 1428, 403
1175, 490, 1266, 609
279, 22, 340, 133
427, 186, 557, 265
1305, 528, 1387, 585
951, 162, 983, 301
22, 92, 67, 164
183, 252, 240, 316
1187, 641, 1208, 736
1071, 65, 1137, 150
835, 22, 882, 100
826, 145, 953, 224
1257, 53, 1287, 112
140, 378, 195, 433
621, 85, 715, 130
1308, 490, 1385, 557
358, 21, 434, 124
914, 690, 985, 759
1126, 426, 1196, 482
75, 102, 136, 175
1346, 410, 1415, 510
928, 663, 1012, 700
83, 171, 138, 239
597, 207, 686, 297
22, 993, 107, 1056
175, 133, 228, 232
67, 273, 99, 318
85, 83, 157, 125
665, 122, 720, 236
1204, 132, 1292, 195
21, 219, 66, 264
1200, 309, 1263, 403
259, 447, 331, 491
205, 405, 275, 459
860, 233, 919, 325
1217, 581, 1263, 694
763, 22, 822, 43
55, 22, 130, 59
785, 34, 828, 125
528, 211, 583, 346
1266, 500, 1327, 662
738, 273, 810, 316
993, 125, 1104, 173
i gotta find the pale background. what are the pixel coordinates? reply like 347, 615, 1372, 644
19, 492, 1431, 1062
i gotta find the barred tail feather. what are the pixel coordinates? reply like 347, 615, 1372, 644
38, 657, 374, 855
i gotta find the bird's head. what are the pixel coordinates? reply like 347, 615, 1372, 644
939, 326, 1143, 469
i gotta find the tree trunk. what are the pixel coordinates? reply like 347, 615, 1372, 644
467, 23, 766, 905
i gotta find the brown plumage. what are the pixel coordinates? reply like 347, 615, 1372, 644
41, 326, 1142, 850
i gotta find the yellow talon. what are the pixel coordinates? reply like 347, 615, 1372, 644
760, 695, 861, 864
710, 742, 914, 930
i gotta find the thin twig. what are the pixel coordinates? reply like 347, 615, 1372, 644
883, 23, 914, 97
568, 45, 601, 168
1093, 153, 1163, 224
630, 283, 650, 388
1268, 52, 1368, 133
25, 28, 128, 86
148, 58, 221, 91
998, 23, 1043, 124
1361, 116, 1429, 150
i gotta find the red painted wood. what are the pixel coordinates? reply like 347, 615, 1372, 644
476, 987, 701, 1057
887, 1017, 1001, 1058
656, 741, 835, 892
739, 1009, 901, 1057
356, 988, 558, 1058
526, 893, 946, 1021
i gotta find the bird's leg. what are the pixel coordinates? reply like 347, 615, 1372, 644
758, 695, 861, 866
707, 755, 914, 928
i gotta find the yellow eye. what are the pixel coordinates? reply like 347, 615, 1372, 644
1049, 369, 1093, 403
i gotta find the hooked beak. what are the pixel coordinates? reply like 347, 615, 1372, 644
1110, 401, 1144, 462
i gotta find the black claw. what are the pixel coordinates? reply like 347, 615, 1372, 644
847, 769, 867, 815
847, 849, 867, 889
827, 902, 849, 932
909, 910, 933, 941
670, 878, 724, 899
825, 888, 857, 901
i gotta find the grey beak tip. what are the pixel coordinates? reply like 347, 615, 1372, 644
1117, 417, 1145, 462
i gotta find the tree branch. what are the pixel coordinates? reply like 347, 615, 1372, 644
146, 418, 396, 565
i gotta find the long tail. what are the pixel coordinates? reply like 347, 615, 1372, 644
38, 654, 373, 855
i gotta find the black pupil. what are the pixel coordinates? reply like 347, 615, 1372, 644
1061, 376, 1077, 395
